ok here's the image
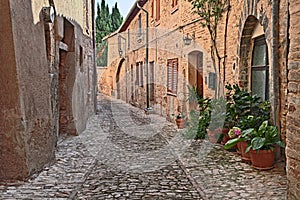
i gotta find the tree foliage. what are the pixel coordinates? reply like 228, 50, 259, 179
96, 0, 123, 66
95, 0, 123, 43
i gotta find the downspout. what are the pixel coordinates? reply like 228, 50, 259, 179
92, 0, 97, 113
271, 0, 280, 126
137, 1, 150, 111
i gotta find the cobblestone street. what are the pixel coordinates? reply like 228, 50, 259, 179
0, 94, 287, 199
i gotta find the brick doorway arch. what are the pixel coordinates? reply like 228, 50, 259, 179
188, 51, 204, 96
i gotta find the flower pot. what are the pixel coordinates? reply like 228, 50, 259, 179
237, 141, 242, 154
221, 128, 230, 145
249, 149, 275, 170
175, 118, 186, 129
207, 128, 221, 143
240, 141, 251, 163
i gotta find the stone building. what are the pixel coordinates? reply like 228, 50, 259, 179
99, 0, 299, 199
0, 0, 96, 181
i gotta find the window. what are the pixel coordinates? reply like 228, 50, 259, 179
251, 36, 269, 101
136, 62, 143, 87
156, 0, 160, 21
136, 62, 139, 86
85, 0, 89, 30
149, 61, 155, 101
151, 0, 154, 18
167, 58, 178, 94
138, 14, 142, 39
127, 29, 130, 50
208, 72, 216, 90
172, 0, 178, 7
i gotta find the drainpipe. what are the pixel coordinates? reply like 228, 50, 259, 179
137, 1, 150, 112
92, 0, 97, 113
271, 0, 280, 127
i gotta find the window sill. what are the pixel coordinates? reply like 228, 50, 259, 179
155, 20, 161, 27
171, 6, 178, 14
167, 92, 177, 97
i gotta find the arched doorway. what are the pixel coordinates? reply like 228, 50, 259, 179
116, 58, 125, 100
188, 51, 204, 96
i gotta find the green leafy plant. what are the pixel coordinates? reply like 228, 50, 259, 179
185, 86, 212, 139
245, 120, 285, 153
224, 83, 271, 129
224, 127, 253, 149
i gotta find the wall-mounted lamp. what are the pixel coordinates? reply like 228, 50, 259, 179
118, 48, 123, 57
42, 6, 55, 23
183, 33, 195, 45
118, 34, 126, 58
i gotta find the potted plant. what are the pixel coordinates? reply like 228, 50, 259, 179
225, 126, 252, 162
207, 97, 227, 143
175, 112, 186, 129
244, 120, 285, 170
185, 86, 212, 140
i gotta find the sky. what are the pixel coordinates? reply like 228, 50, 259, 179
96, 0, 136, 18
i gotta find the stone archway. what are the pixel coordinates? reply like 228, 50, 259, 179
238, 15, 259, 89
116, 58, 126, 100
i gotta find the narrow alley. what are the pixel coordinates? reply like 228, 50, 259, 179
0, 94, 286, 199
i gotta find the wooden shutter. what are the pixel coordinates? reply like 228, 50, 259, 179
167, 60, 173, 92
136, 63, 139, 86
140, 62, 143, 87
167, 58, 178, 94
172, 60, 178, 93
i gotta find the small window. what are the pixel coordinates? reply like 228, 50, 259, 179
167, 58, 178, 94
85, 0, 89, 32
79, 46, 83, 72
127, 29, 130, 50
138, 14, 142, 39
136, 62, 139, 86
208, 72, 216, 90
251, 35, 269, 101
172, 0, 178, 7
156, 0, 160, 21
151, 0, 154, 18
136, 62, 143, 87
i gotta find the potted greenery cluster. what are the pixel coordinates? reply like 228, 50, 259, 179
207, 97, 228, 143
185, 86, 212, 139
225, 120, 285, 169
245, 120, 285, 170
175, 111, 186, 129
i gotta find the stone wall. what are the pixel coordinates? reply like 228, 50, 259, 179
0, 0, 29, 180
0, 0, 95, 181
101, 1, 300, 198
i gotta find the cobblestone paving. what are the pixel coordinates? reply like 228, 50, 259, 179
0, 94, 287, 199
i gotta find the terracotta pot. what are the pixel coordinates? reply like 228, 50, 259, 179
237, 141, 242, 154
206, 128, 221, 143
249, 149, 275, 170
175, 118, 186, 129
240, 141, 251, 163
221, 128, 230, 145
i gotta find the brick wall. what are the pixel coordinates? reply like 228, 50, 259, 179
286, 0, 300, 198
0, 0, 95, 181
